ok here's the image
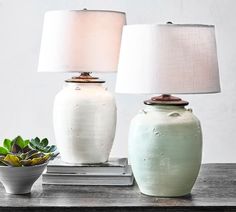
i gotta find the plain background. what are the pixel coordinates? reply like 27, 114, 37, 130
0, 0, 235, 163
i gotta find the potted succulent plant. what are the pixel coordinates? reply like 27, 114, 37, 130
0, 136, 58, 194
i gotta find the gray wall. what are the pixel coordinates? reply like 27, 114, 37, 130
0, 0, 235, 163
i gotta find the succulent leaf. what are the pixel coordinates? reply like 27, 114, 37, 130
15, 136, 24, 149
29, 137, 57, 153
22, 139, 30, 149
3, 139, 12, 152
14, 136, 29, 149
25, 149, 38, 159
20, 159, 32, 166
3, 154, 21, 167
31, 157, 46, 166
28, 152, 44, 160
0, 136, 58, 167
0, 161, 7, 166
30, 137, 40, 146
11, 143, 22, 154
20, 153, 27, 160
0, 147, 9, 155
41, 138, 48, 147
49, 145, 57, 152
0, 160, 11, 166
29, 143, 36, 149
51, 152, 60, 159
22, 145, 31, 153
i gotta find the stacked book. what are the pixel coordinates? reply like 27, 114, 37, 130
42, 157, 134, 186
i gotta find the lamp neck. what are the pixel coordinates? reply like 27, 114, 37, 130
144, 94, 189, 106
65, 72, 105, 83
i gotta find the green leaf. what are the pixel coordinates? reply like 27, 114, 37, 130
30, 137, 41, 150
44, 146, 51, 153
3, 139, 12, 152
33, 137, 40, 145
14, 136, 29, 149
41, 138, 48, 147
49, 145, 57, 152
12, 136, 20, 144
0, 147, 9, 155
15, 136, 24, 148
29, 137, 55, 153
23, 139, 30, 148
29, 143, 36, 149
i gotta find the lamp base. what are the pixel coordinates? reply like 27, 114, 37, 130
53, 75, 116, 164
129, 98, 202, 197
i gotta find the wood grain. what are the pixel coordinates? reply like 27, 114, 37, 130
0, 164, 236, 212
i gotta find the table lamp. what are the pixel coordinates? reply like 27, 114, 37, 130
116, 23, 220, 197
38, 10, 126, 163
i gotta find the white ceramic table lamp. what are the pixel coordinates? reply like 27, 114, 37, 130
116, 24, 220, 197
38, 10, 126, 163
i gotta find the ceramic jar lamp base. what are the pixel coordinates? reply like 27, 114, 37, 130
54, 72, 117, 164
129, 94, 202, 197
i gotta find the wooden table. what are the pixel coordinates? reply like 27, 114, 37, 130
0, 163, 236, 212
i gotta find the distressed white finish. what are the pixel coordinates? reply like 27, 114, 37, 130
38, 10, 126, 73
116, 24, 220, 94
0, 163, 47, 194
37, 9, 124, 164
53, 83, 116, 163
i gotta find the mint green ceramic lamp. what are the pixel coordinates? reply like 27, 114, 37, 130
116, 23, 221, 197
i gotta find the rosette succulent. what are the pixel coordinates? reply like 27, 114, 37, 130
0, 136, 59, 167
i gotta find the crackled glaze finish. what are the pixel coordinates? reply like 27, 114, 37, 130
53, 83, 116, 163
129, 105, 202, 197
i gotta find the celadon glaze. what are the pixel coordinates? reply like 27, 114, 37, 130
53, 82, 116, 163
129, 105, 202, 197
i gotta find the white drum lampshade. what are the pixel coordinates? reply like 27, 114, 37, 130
116, 24, 220, 197
116, 24, 220, 94
38, 10, 126, 163
38, 10, 126, 73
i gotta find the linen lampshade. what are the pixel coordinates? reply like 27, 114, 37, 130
116, 24, 220, 94
38, 10, 126, 72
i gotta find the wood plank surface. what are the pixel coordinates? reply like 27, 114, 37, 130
0, 163, 236, 212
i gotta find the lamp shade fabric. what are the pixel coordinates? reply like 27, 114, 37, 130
116, 24, 220, 94
38, 10, 126, 73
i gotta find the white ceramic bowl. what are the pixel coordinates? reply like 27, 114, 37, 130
0, 163, 47, 194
